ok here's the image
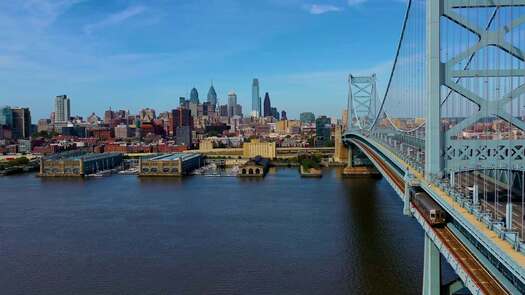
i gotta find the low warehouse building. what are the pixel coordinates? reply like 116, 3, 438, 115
40, 151, 123, 177
239, 156, 270, 177
139, 153, 202, 176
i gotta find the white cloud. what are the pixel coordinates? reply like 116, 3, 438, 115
303, 4, 342, 15
84, 5, 146, 34
347, 0, 368, 6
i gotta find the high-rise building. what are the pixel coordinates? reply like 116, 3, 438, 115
104, 109, 115, 126
315, 116, 332, 147
0, 106, 13, 127
207, 84, 217, 107
11, 107, 31, 139
271, 107, 279, 120
251, 79, 261, 117
300, 112, 315, 124
176, 126, 192, 147
219, 105, 228, 117
172, 108, 192, 128
281, 110, 287, 120
54, 95, 70, 123
179, 97, 188, 108
190, 88, 199, 104
37, 119, 51, 133
234, 104, 243, 117
263, 92, 271, 117
227, 91, 237, 118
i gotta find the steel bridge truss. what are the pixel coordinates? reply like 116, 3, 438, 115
348, 74, 377, 131
433, 0, 525, 173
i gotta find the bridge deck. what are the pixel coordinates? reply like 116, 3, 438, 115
351, 139, 511, 294
356, 135, 525, 268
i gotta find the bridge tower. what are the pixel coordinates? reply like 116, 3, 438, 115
344, 74, 380, 176
426, 0, 525, 179
348, 74, 378, 131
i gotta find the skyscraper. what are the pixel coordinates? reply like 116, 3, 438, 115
227, 91, 237, 118
207, 84, 217, 107
251, 79, 261, 117
190, 88, 199, 104
281, 110, 287, 120
54, 95, 70, 123
0, 106, 13, 127
271, 107, 279, 120
263, 92, 271, 117
315, 116, 332, 147
11, 107, 31, 139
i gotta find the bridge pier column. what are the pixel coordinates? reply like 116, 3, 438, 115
347, 146, 353, 168
343, 143, 380, 177
422, 233, 441, 295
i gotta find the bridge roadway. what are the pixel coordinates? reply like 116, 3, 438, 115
379, 134, 525, 236
352, 139, 510, 295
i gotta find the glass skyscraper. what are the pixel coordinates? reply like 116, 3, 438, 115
207, 84, 217, 107
0, 106, 13, 127
228, 91, 237, 118
263, 92, 271, 117
251, 79, 261, 117
190, 88, 199, 104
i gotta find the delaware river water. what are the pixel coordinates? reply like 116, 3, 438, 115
0, 168, 453, 294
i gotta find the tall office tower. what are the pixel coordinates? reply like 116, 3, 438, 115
251, 79, 261, 117
271, 107, 279, 120
281, 110, 287, 121
219, 105, 228, 117
190, 88, 199, 104
54, 95, 70, 123
234, 104, 243, 117
263, 92, 271, 117
179, 97, 187, 108
11, 107, 31, 139
315, 115, 332, 147
227, 91, 237, 118
172, 108, 192, 128
104, 108, 115, 125
207, 84, 217, 107
0, 106, 13, 127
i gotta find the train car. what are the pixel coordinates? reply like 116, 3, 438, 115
408, 186, 424, 199
413, 192, 447, 227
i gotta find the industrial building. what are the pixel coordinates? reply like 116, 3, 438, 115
243, 140, 276, 159
40, 151, 123, 177
139, 153, 202, 176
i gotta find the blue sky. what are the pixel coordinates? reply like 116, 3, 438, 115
0, 0, 407, 121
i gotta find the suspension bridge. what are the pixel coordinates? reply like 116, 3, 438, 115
343, 1, 525, 294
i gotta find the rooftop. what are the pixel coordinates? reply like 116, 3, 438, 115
149, 153, 201, 161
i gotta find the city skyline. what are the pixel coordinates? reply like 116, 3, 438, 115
0, 0, 407, 120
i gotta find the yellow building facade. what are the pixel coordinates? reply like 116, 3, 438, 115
243, 140, 276, 159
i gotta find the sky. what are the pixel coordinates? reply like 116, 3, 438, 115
0, 0, 408, 121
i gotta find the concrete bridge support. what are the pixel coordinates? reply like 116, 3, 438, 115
422, 233, 441, 295
343, 143, 380, 177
